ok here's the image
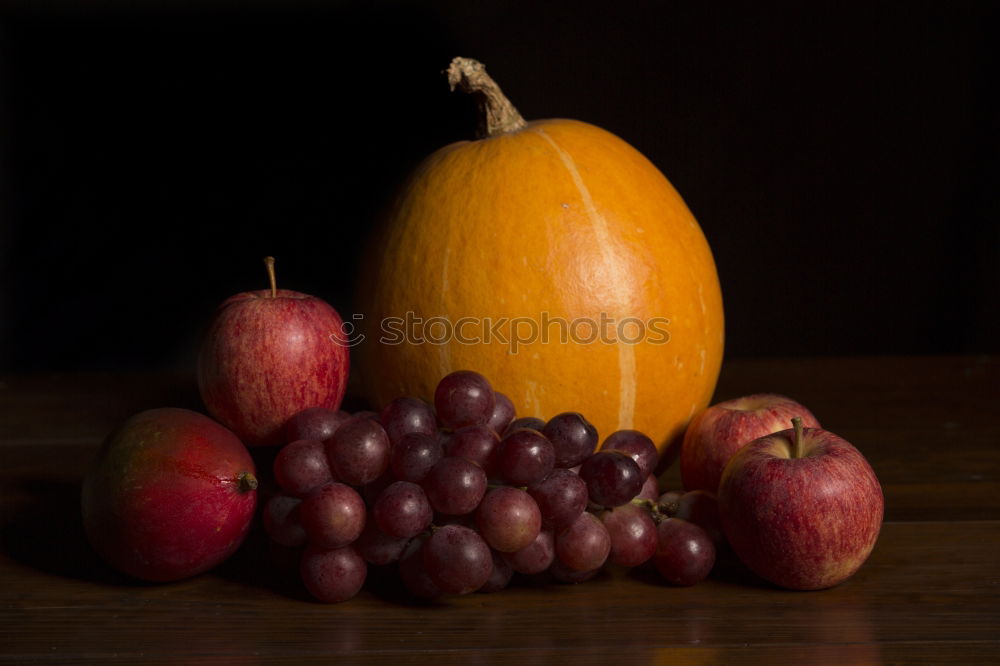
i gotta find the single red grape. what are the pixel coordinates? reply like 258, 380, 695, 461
555, 511, 611, 572
422, 524, 492, 595
497, 429, 555, 487
300, 544, 366, 603
299, 482, 366, 549
379, 396, 437, 446
391, 432, 444, 483
274, 439, 334, 497
600, 503, 658, 567
579, 450, 643, 508
325, 416, 390, 486
527, 468, 588, 529
434, 370, 495, 429
373, 481, 433, 539
422, 456, 487, 516
503, 529, 555, 575
653, 518, 715, 586
476, 486, 542, 553
446, 424, 500, 472
544, 412, 598, 468
601, 429, 659, 479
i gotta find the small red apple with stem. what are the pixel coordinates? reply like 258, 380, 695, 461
718, 417, 884, 590
681, 394, 820, 493
198, 257, 350, 446
82, 408, 258, 582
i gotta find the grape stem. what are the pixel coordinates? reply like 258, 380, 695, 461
631, 497, 674, 524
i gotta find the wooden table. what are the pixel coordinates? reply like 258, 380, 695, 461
2, 356, 998, 663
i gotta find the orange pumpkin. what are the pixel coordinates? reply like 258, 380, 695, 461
357, 58, 724, 459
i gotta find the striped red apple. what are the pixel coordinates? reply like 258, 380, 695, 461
718, 418, 884, 590
198, 257, 350, 446
681, 394, 820, 493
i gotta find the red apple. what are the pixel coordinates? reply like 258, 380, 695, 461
198, 257, 350, 445
81, 408, 258, 582
718, 418, 883, 590
681, 393, 820, 493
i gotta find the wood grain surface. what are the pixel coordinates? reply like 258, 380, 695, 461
2, 356, 998, 663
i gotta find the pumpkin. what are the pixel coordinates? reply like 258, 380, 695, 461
357, 57, 724, 459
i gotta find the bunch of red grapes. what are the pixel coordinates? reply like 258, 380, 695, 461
263, 370, 722, 603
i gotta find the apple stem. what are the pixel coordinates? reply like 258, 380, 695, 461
791, 416, 804, 459
237, 471, 258, 493
263, 256, 277, 298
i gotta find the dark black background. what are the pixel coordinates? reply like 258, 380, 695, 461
1, 1, 997, 372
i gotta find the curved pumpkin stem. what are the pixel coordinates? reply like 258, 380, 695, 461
446, 57, 527, 139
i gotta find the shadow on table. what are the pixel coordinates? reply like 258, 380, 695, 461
1, 472, 459, 605
212, 525, 458, 607
621, 540, 770, 589
0, 478, 141, 586
209, 525, 317, 603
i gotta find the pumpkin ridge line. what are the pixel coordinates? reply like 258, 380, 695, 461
530, 126, 636, 428
438, 245, 452, 379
